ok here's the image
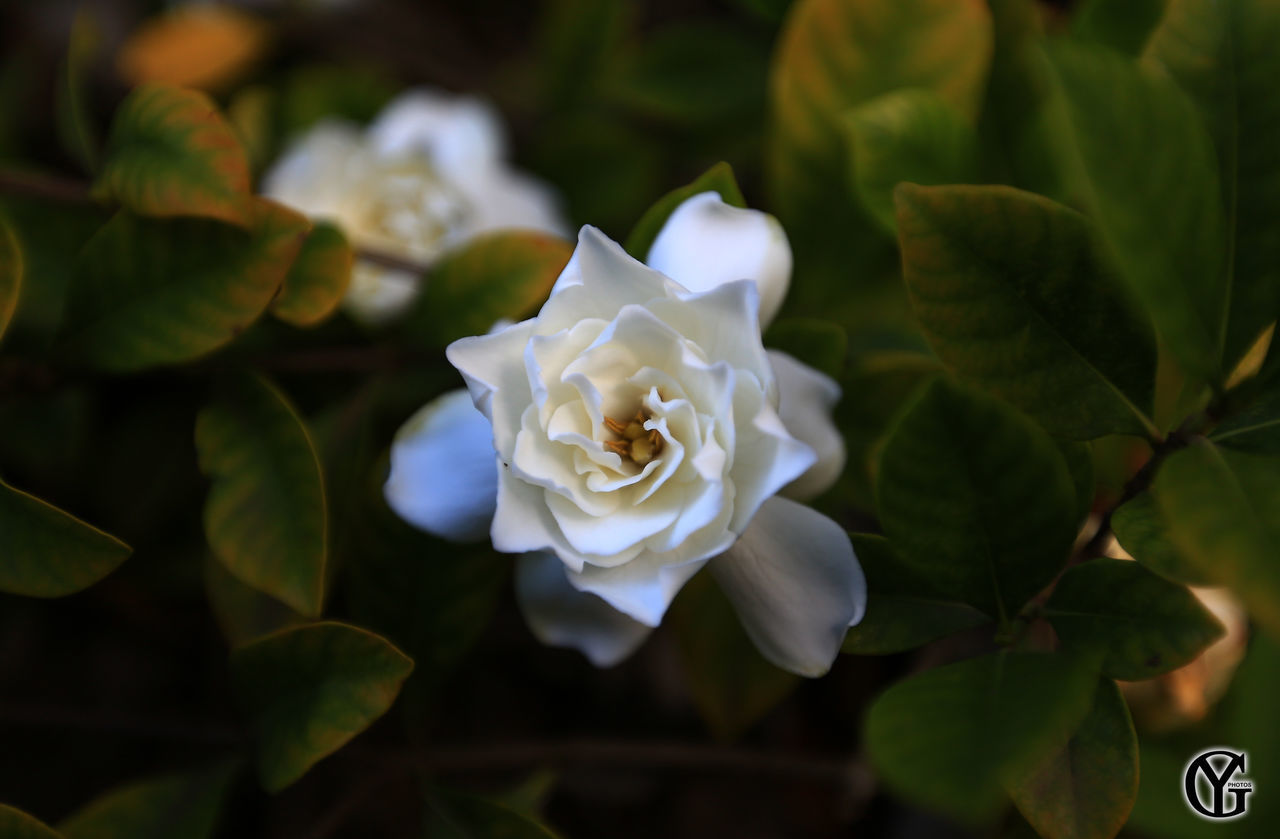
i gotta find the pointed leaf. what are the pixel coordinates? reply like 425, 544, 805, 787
269, 221, 352, 327
0, 213, 21, 341
896, 183, 1159, 440
875, 378, 1078, 621
231, 621, 413, 793
64, 199, 309, 372
865, 651, 1098, 824
1210, 373, 1280, 453
58, 763, 236, 839
0, 478, 131, 598
623, 161, 746, 259
94, 84, 253, 227
427, 789, 562, 839
196, 372, 327, 617
0, 805, 62, 839
1046, 557, 1225, 679
204, 554, 303, 648
1006, 678, 1138, 839
1111, 491, 1214, 585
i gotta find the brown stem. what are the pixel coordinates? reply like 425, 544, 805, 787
0, 168, 94, 204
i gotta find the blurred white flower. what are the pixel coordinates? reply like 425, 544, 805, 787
263, 90, 568, 324
385, 193, 862, 676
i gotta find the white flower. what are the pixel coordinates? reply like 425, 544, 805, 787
262, 90, 568, 324
385, 193, 863, 676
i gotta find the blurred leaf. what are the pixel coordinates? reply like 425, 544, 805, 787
1072, 0, 1168, 55
64, 199, 308, 372
875, 378, 1078, 621
669, 573, 799, 740
1153, 440, 1280, 638
95, 84, 253, 227
897, 183, 1159, 440
1045, 558, 1225, 679
196, 373, 327, 617
843, 88, 977, 234
0, 805, 62, 839
536, 0, 631, 110
57, 8, 101, 173
729, 0, 793, 24
204, 554, 303, 648
1058, 440, 1096, 526
1146, 0, 1280, 371
841, 534, 990, 655
1111, 491, 1215, 585
1006, 678, 1138, 839
58, 763, 236, 839
623, 161, 746, 259
763, 318, 846, 379
1212, 375, 1280, 452
231, 621, 413, 793
116, 5, 269, 93
1042, 42, 1226, 383
226, 86, 274, 174
274, 65, 395, 143
426, 788, 561, 839
0, 213, 20, 341
865, 651, 1098, 824
270, 222, 352, 327
0, 478, 131, 598
403, 232, 571, 347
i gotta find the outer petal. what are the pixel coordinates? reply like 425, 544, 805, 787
769, 350, 846, 501
261, 121, 368, 221
367, 90, 505, 179
384, 389, 498, 542
567, 554, 709, 627
344, 263, 420, 326
447, 319, 537, 456
646, 191, 792, 328
464, 169, 570, 239
516, 551, 652, 667
710, 496, 865, 677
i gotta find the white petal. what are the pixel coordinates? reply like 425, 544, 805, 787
769, 351, 846, 501
463, 169, 571, 239
646, 192, 792, 328
447, 319, 537, 456
368, 90, 505, 177
516, 551, 652, 667
343, 263, 420, 326
567, 554, 709, 627
261, 121, 369, 222
537, 227, 676, 332
711, 496, 866, 677
384, 389, 498, 542
726, 383, 816, 533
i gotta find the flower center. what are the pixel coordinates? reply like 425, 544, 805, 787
359, 157, 470, 258
602, 409, 663, 466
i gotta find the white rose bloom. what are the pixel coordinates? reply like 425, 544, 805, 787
385, 193, 863, 676
262, 90, 568, 324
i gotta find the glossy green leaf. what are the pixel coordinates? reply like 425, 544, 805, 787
0, 478, 131, 598
231, 621, 413, 792
763, 317, 846, 379
56, 8, 100, 173
1073, 0, 1168, 55
64, 199, 309, 372
269, 221, 352, 327
896, 183, 1159, 440
196, 372, 327, 617
1146, 0, 1280, 371
843, 88, 977, 234
0, 805, 62, 839
1042, 42, 1226, 382
866, 651, 1098, 824
875, 378, 1079, 621
1111, 491, 1214, 585
623, 161, 746, 259
1153, 440, 1280, 637
670, 574, 799, 740
0, 213, 21, 341
841, 534, 990, 655
427, 788, 562, 839
1046, 558, 1225, 679
1006, 678, 1138, 839
58, 763, 236, 839
94, 84, 253, 227
404, 231, 571, 348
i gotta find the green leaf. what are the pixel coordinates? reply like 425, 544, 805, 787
274, 64, 396, 143
535, 0, 632, 111
1006, 678, 1138, 839
56, 8, 101, 174
669, 574, 799, 740
875, 378, 1079, 622
64, 199, 309, 372
1057, 440, 1096, 527
196, 372, 327, 617
1045, 557, 1225, 679
841, 534, 990, 655
230, 621, 413, 793
426, 788, 562, 839
269, 221, 352, 327
623, 161, 746, 259
762, 317, 846, 379
1111, 491, 1214, 585
58, 763, 236, 839
1211, 366, 1280, 453
1042, 41, 1226, 383
0, 805, 62, 839
403, 232, 571, 348
843, 88, 977, 234
865, 651, 1098, 824
0, 478, 131, 598
204, 553, 303, 648
1153, 440, 1280, 638
0, 213, 21, 342
1073, 0, 1168, 55
94, 84, 253, 227
1146, 0, 1280, 371
896, 183, 1159, 440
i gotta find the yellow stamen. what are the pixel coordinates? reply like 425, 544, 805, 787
603, 408, 663, 464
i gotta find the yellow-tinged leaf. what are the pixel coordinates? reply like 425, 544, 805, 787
117, 5, 269, 92
271, 222, 353, 327
0, 214, 21, 341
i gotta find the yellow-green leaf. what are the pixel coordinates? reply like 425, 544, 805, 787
0, 805, 62, 839
269, 221, 352, 327
58, 763, 237, 839
0, 213, 21, 341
